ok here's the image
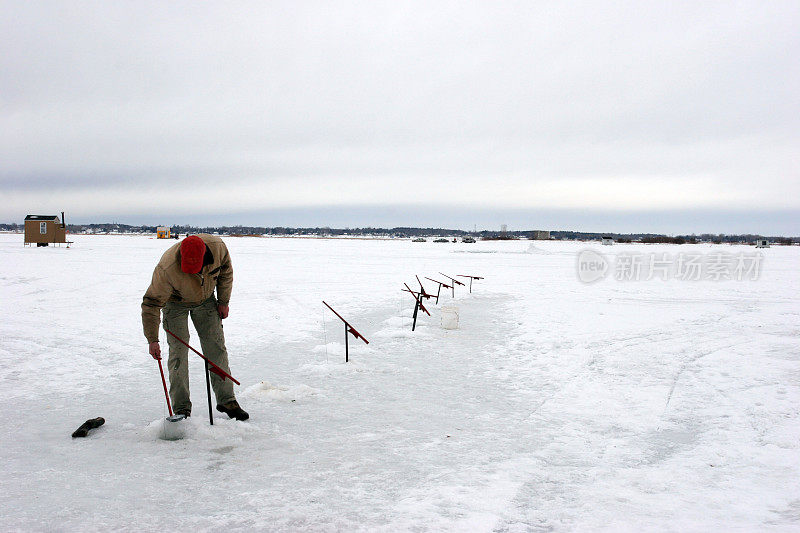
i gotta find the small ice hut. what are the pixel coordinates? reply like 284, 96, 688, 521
24, 213, 68, 247
755, 239, 770, 248
156, 226, 171, 239
601, 236, 614, 245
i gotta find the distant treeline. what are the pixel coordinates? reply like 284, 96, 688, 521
0, 222, 795, 244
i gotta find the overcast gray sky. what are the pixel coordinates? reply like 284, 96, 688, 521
1, 1, 798, 234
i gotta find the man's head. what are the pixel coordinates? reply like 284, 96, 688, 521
180, 235, 206, 273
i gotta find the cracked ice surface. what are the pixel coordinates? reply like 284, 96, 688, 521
0, 234, 798, 531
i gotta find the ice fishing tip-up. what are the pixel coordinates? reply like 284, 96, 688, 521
424, 277, 452, 304
163, 327, 241, 426
402, 282, 431, 331
323, 301, 369, 363
164, 328, 241, 385
457, 274, 484, 293
438, 272, 464, 297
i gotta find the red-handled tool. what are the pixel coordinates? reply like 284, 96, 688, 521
157, 357, 173, 417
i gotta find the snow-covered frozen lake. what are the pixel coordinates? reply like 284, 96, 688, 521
1, 233, 798, 531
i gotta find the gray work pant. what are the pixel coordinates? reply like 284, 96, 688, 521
163, 297, 236, 414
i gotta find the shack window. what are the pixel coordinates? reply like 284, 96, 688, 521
40, 222, 47, 234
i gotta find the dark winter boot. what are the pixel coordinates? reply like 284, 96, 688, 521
216, 400, 249, 421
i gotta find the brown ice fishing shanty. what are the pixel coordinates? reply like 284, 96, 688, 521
24, 213, 68, 246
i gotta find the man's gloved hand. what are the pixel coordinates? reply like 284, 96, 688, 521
218, 304, 229, 319
149, 341, 161, 360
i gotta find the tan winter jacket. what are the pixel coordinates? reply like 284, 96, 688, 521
141, 234, 233, 343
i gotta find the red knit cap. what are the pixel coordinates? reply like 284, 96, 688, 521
180, 235, 206, 273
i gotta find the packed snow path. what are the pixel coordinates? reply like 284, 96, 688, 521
1, 234, 798, 531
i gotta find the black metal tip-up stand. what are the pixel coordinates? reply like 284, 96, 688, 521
402, 282, 431, 331
415, 275, 433, 300
457, 275, 484, 293
438, 273, 465, 297
322, 301, 369, 362
424, 277, 452, 304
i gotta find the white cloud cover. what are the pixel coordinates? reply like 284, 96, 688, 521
1, 1, 798, 231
